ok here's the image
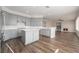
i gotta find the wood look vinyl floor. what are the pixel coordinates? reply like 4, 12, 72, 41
3, 32, 79, 53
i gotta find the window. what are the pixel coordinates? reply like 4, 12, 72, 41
76, 17, 79, 31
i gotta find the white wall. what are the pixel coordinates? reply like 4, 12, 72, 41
75, 16, 79, 37
76, 17, 79, 31
46, 20, 57, 27
61, 20, 75, 32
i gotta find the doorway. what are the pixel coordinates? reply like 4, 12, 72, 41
56, 20, 62, 32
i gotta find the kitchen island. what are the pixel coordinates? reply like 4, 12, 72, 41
21, 28, 40, 45
21, 27, 56, 45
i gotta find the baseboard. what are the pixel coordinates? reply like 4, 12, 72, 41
61, 31, 75, 33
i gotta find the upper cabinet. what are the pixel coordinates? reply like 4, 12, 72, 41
25, 17, 30, 26
5, 13, 17, 26
17, 16, 30, 26
30, 18, 43, 26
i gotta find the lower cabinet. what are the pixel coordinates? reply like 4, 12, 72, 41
40, 27, 56, 38
21, 29, 39, 45
4, 29, 18, 41
33, 30, 39, 42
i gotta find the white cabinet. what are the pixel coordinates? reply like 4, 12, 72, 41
25, 31, 32, 44
40, 29, 50, 37
40, 27, 56, 38
21, 29, 39, 45
4, 29, 18, 41
33, 30, 39, 41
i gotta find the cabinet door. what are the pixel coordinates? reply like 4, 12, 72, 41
25, 31, 34, 44
4, 29, 18, 41
25, 30, 39, 45
25, 31, 31, 44
33, 30, 35, 41
30, 31, 34, 43
5, 13, 17, 26
33, 30, 39, 41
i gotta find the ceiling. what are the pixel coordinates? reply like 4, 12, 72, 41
2, 6, 79, 20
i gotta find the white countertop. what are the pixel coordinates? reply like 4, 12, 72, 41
2, 26, 56, 30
